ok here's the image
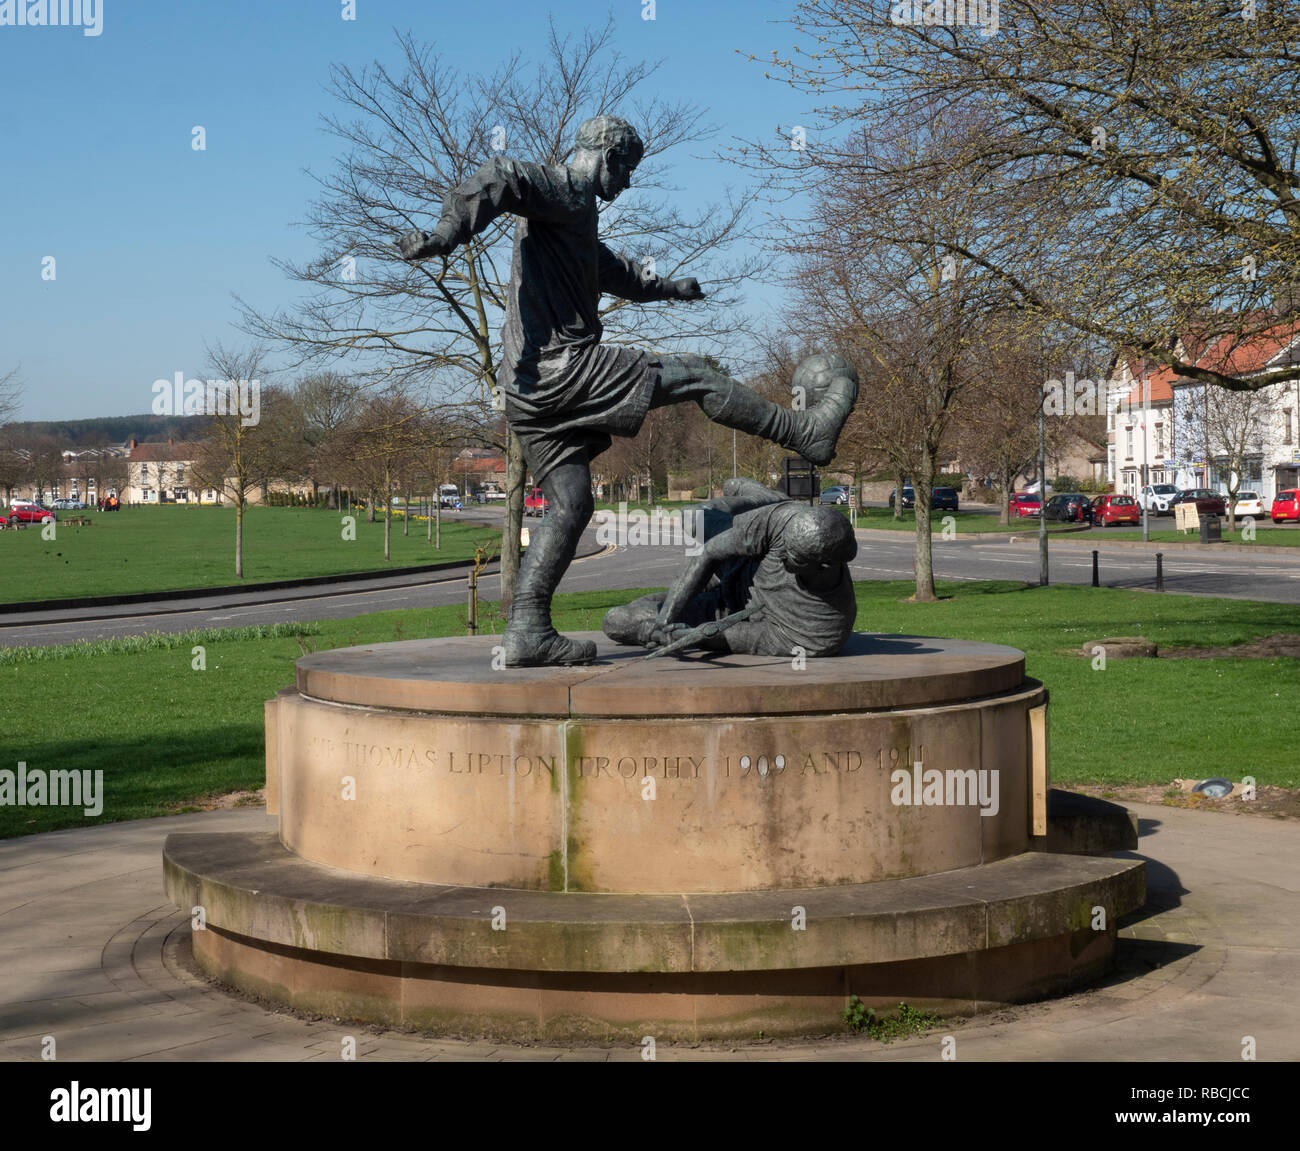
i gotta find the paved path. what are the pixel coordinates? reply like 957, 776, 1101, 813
1, 801, 1296, 1062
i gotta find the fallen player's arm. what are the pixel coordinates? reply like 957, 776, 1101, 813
598, 244, 705, 303
398, 158, 573, 261
655, 528, 744, 627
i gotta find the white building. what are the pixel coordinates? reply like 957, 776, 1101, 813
1108, 328, 1300, 501
1105, 359, 1176, 495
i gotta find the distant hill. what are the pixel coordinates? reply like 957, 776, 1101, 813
7, 414, 209, 447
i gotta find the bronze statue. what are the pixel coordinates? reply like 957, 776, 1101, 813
602, 478, 858, 657
399, 115, 857, 666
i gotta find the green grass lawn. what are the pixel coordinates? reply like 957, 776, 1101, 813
0, 505, 498, 604
1, 580, 1295, 838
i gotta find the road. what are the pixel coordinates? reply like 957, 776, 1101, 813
1, 505, 1298, 647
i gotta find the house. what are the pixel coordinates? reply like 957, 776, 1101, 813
453, 448, 507, 493
1168, 328, 1300, 501
124, 440, 215, 504
1105, 359, 1177, 495
1110, 323, 1300, 501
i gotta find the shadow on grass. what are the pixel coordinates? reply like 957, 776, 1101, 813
0, 724, 264, 839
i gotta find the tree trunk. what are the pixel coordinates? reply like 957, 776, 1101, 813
501, 429, 525, 612
403, 486, 411, 536
912, 458, 937, 601
383, 462, 391, 561
893, 470, 905, 520
435, 482, 441, 550
235, 497, 244, 579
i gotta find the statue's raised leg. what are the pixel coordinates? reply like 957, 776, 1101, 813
653, 353, 858, 467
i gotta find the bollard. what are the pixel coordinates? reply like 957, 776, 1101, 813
1091, 549, 1099, 588
1156, 552, 1164, 592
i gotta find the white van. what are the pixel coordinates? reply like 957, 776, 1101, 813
439, 484, 460, 509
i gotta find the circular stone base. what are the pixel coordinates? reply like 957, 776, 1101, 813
274, 633, 1038, 892
164, 632, 1146, 1038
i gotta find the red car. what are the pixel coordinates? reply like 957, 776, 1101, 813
1272, 489, 1300, 523
8, 504, 56, 524
1008, 492, 1041, 518
524, 487, 549, 517
1091, 494, 1141, 527
1171, 488, 1227, 517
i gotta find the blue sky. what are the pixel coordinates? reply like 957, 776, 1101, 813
0, 0, 819, 422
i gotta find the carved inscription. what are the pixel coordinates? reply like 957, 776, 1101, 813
307, 736, 926, 782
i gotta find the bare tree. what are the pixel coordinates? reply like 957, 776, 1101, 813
294, 371, 362, 507
333, 389, 442, 560
189, 344, 279, 578
26, 436, 65, 505
0, 367, 20, 426
774, 105, 1016, 599
0, 426, 28, 507
763, 0, 1300, 393
1200, 387, 1267, 531
239, 19, 764, 605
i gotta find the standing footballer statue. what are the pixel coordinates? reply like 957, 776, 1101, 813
398, 114, 857, 666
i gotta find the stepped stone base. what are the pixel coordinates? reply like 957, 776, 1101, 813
165, 633, 1146, 1038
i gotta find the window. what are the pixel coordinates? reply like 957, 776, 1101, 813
1126, 427, 1134, 459
1285, 409, 1294, 446
1155, 423, 1165, 458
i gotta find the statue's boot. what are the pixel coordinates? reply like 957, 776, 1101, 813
502, 621, 597, 666
702, 370, 858, 466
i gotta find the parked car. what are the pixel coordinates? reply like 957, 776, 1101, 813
1227, 491, 1264, 518
888, 487, 915, 509
819, 485, 850, 505
1008, 492, 1041, 518
1023, 479, 1053, 495
1044, 493, 1093, 522
1090, 494, 1141, 527
1171, 488, 1227, 516
931, 486, 959, 512
524, 487, 549, 517
1137, 484, 1181, 516
1271, 489, 1300, 523
9, 504, 56, 524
